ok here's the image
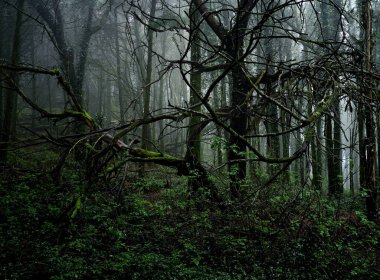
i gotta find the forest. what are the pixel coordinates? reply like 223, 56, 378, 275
0, 0, 380, 278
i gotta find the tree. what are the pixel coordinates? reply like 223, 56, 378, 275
0, 0, 25, 163
114, 13, 125, 125
318, 0, 344, 196
141, 0, 157, 150
29, 0, 106, 108
186, 0, 203, 193
193, 0, 257, 198
360, 0, 377, 220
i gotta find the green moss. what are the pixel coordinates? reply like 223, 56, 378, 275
132, 148, 179, 161
70, 196, 82, 219
52, 68, 60, 75
84, 143, 99, 154
82, 110, 95, 124
134, 148, 164, 157
64, 109, 97, 128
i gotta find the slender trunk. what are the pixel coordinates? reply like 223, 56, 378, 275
327, 98, 343, 196
263, 32, 280, 176
311, 105, 323, 190
114, 15, 125, 124
326, 114, 335, 193
316, 119, 323, 189
361, 0, 377, 220
158, 84, 165, 151
0, 7, 5, 134
265, 102, 280, 175
0, 6, 7, 133
74, 2, 96, 106
349, 124, 356, 195
220, 75, 228, 165
228, 65, 250, 198
0, 0, 25, 164
85, 82, 91, 110
216, 78, 227, 166
377, 117, 380, 185
141, 0, 157, 150
281, 110, 290, 183
97, 70, 104, 125
30, 28, 37, 129
298, 98, 305, 185
47, 76, 53, 131
358, 104, 365, 187
332, 101, 343, 194
158, 35, 166, 152
279, 43, 291, 184
364, 114, 376, 219
104, 77, 111, 127
186, 1, 203, 193
212, 76, 220, 166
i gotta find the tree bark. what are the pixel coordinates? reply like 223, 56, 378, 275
0, 5, 4, 134
186, 1, 203, 193
114, 14, 125, 125
193, 0, 257, 198
32, 1, 100, 108
158, 33, 167, 152
311, 119, 323, 190
141, 0, 157, 151
30, 27, 37, 129
0, 0, 25, 164
361, 0, 377, 220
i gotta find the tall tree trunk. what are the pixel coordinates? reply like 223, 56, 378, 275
186, 1, 203, 193
310, 97, 321, 190
0, 0, 25, 164
319, 0, 343, 195
47, 76, 52, 131
349, 123, 357, 195
228, 64, 250, 198
0, 6, 5, 134
158, 33, 167, 152
218, 76, 228, 166
33, 0, 100, 108
377, 116, 380, 185
326, 114, 335, 194
97, 69, 104, 125
298, 98, 305, 185
226, 8, 254, 198
30, 28, 37, 130
312, 119, 323, 189
104, 77, 111, 127
332, 101, 343, 194
193, 0, 257, 198
281, 110, 290, 183
361, 0, 377, 220
141, 0, 157, 150
263, 26, 280, 176
73, 1, 97, 107
358, 103, 365, 188
327, 99, 343, 196
279, 42, 292, 184
114, 14, 125, 125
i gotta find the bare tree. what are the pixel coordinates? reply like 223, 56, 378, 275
0, 0, 25, 163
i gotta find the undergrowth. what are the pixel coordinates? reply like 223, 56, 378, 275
0, 148, 379, 279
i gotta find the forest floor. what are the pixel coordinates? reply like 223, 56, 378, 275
0, 147, 379, 279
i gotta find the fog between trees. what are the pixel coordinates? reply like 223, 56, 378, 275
2, 0, 380, 278
1, 0, 380, 228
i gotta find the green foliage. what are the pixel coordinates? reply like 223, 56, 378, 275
211, 136, 227, 151
134, 177, 166, 193
1, 149, 379, 279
